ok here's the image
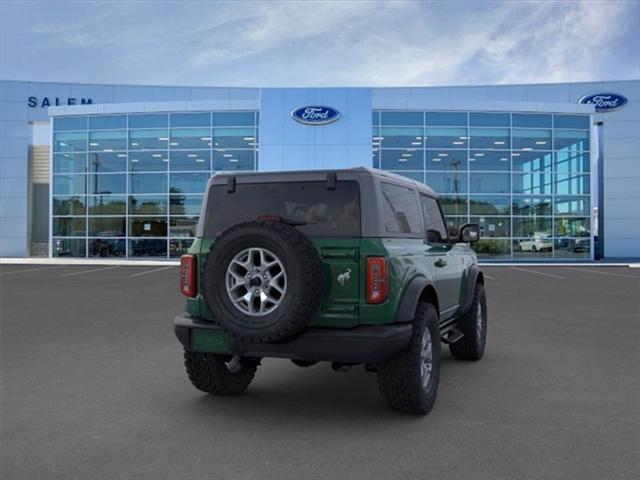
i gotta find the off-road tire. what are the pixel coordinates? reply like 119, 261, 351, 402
449, 283, 487, 361
202, 221, 324, 343
291, 359, 318, 368
377, 303, 441, 415
184, 351, 257, 395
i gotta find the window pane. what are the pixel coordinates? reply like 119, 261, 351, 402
89, 239, 126, 257
555, 152, 589, 173
53, 196, 86, 215
53, 153, 87, 174
88, 195, 126, 215
470, 216, 510, 237
381, 183, 422, 234
88, 174, 126, 195
468, 151, 510, 171
129, 151, 168, 172
512, 113, 551, 128
443, 216, 467, 236
555, 196, 590, 215
469, 112, 509, 127
512, 128, 551, 150
130, 217, 167, 237
54, 116, 87, 131
554, 130, 589, 151
171, 112, 211, 127
88, 152, 127, 173
512, 151, 553, 172
170, 239, 194, 257
554, 238, 590, 259
53, 217, 86, 236
129, 114, 168, 128
425, 150, 466, 170
89, 216, 126, 236
130, 173, 167, 194
170, 217, 198, 237
212, 150, 254, 171
130, 195, 168, 215
513, 217, 552, 237
89, 115, 126, 130
439, 196, 468, 216
554, 115, 589, 129
512, 196, 552, 216
472, 239, 511, 259
469, 128, 510, 149
129, 129, 169, 150
52, 238, 86, 257
212, 112, 255, 126
381, 111, 422, 126
469, 173, 510, 193
425, 112, 466, 126
555, 173, 590, 195
513, 172, 553, 195
381, 149, 423, 170
89, 130, 127, 151
514, 237, 553, 257
555, 216, 590, 237
170, 150, 210, 171
424, 127, 467, 148
425, 172, 468, 194
170, 172, 209, 194
170, 128, 211, 149
469, 195, 510, 215
380, 127, 423, 148
130, 239, 167, 257
170, 195, 203, 215
54, 132, 87, 153
420, 195, 447, 243
53, 174, 86, 195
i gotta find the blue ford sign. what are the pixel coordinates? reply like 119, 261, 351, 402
579, 93, 628, 112
291, 105, 340, 125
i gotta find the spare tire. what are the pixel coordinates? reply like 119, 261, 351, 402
202, 221, 324, 342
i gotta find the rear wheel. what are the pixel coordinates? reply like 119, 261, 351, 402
184, 351, 257, 396
377, 303, 441, 415
449, 283, 487, 361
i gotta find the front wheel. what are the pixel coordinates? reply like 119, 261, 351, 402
377, 303, 441, 415
184, 351, 257, 396
449, 283, 487, 361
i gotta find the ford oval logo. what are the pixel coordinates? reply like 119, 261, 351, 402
579, 93, 628, 112
291, 105, 340, 125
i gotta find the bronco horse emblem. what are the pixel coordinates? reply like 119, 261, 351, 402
337, 268, 352, 287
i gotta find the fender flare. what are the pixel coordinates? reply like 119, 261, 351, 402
394, 275, 438, 323
460, 265, 483, 314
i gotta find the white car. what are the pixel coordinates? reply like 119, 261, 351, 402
518, 234, 553, 252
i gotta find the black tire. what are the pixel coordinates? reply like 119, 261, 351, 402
184, 351, 257, 395
203, 221, 324, 343
377, 303, 441, 415
291, 359, 318, 368
449, 283, 487, 361
531, 244, 537, 252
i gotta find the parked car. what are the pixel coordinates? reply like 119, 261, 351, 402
517, 233, 553, 252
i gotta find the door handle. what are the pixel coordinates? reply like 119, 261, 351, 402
434, 258, 447, 268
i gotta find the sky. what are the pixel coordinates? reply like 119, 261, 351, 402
1, 0, 639, 87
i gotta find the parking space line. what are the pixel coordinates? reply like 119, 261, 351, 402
0, 266, 63, 275
129, 266, 176, 278
60, 266, 120, 277
563, 267, 637, 279
510, 267, 566, 279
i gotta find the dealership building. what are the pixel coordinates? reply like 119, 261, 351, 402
0, 79, 638, 261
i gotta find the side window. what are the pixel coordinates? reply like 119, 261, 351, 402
381, 183, 422, 235
420, 195, 448, 244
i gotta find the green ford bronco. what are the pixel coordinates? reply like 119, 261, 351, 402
173, 167, 487, 415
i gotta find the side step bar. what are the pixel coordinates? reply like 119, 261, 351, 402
440, 324, 464, 344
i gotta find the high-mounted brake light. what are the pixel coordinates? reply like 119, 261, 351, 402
179, 255, 197, 298
366, 257, 388, 304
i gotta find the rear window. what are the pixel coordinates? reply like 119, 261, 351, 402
204, 180, 361, 237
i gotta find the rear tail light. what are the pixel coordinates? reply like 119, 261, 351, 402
366, 257, 388, 304
179, 255, 197, 298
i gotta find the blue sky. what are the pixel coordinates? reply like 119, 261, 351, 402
1, 0, 639, 87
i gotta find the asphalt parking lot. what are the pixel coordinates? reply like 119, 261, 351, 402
1, 264, 639, 480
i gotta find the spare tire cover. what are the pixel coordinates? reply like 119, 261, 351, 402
203, 221, 324, 342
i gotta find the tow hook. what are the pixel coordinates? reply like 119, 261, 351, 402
225, 355, 243, 373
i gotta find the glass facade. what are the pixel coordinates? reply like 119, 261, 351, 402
373, 111, 592, 259
51, 111, 258, 258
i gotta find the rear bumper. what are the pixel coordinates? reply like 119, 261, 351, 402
173, 314, 412, 363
